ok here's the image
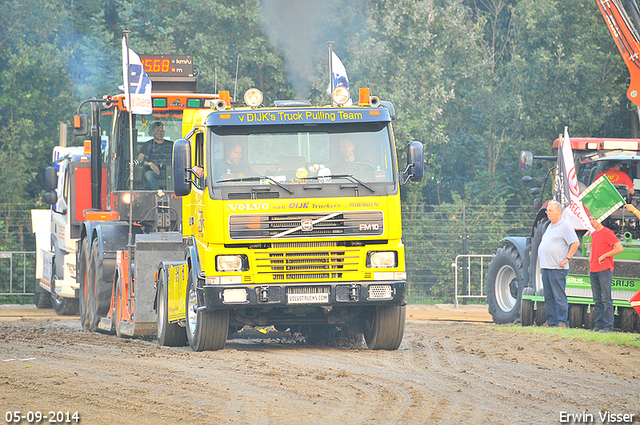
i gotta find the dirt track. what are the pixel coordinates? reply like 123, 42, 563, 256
1, 307, 639, 424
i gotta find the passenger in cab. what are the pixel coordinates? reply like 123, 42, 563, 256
595, 160, 635, 195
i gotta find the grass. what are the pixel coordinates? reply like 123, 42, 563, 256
491, 323, 640, 347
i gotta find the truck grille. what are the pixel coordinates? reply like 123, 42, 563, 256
255, 249, 359, 280
229, 211, 383, 240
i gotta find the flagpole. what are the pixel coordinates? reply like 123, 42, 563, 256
124, 31, 135, 249
328, 41, 334, 105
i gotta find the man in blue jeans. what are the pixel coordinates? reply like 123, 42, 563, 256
538, 200, 580, 327
588, 214, 623, 332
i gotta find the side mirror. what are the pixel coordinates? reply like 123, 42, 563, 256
533, 199, 541, 209
73, 114, 88, 136
44, 166, 57, 191
403, 141, 424, 183
173, 138, 192, 197
44, 191, 58, 205
520, 151, 533, 171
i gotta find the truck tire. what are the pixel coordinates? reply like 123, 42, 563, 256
52, 295, 79, 315
114, 275, 125, 338
582, 305, 595, 330
486, 246, 524, 324
363, 305, 405, 350
50, 258, 79, 315
185, 273, 228, 351
568, 304, 584, 328
87, 238, 112, 332
78, 237, 90, 329
157, 272, 186, 346
34, 279, 52, 309
620, 307, 637, 333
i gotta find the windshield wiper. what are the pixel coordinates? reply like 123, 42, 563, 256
306, 174, 375, 193
217, 176, 294, 194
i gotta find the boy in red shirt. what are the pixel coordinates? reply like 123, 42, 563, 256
588, 214, 623, 332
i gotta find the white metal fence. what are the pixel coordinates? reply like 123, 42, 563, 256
453, 254, 493, 308
0, 251, 36, 299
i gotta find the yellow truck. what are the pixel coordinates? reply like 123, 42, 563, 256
157, 86, 424, 350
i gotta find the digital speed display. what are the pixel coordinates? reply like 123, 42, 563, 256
139, 55, 194, 78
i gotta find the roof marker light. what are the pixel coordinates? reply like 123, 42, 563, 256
332, 86, 350, 106
244, 88, 263, 107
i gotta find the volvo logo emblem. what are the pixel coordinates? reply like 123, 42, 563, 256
301, 219, 313, 231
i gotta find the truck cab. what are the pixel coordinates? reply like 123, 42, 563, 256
158, 87, 424, 351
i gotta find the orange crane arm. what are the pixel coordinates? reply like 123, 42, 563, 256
598, 0, 640, 107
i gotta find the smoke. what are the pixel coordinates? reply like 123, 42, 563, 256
260, 0, 333, 100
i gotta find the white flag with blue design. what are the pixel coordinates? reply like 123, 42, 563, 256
121, 37, 152, 115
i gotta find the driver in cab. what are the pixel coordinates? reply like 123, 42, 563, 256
339, 137, 357, 164
215, 143, 253, 180
595, 160, 635, 195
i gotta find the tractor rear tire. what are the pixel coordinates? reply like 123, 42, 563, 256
363, 305, 405, 350
528, 219, 550, 295
487, 246, 524, 324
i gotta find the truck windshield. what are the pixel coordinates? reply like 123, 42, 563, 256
208, 123, 395, 187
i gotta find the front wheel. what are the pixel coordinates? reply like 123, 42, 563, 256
486, 246, 524, 324
52, 295, 79, 315
363, 305, 405, 350
185, 273, 228, 351
157, 272, 186, 346
50, 258, 79, 315
33, 279, 52, 309
521, 299, 534, 327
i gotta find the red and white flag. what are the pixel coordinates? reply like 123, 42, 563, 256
554, 127, 595, 232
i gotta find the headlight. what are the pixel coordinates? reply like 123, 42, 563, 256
216, 255, 243, 272
244, 88, 263, 107
331, 86, 351, 106
368, 251, 397, 268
